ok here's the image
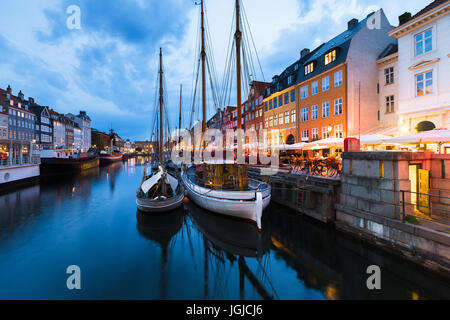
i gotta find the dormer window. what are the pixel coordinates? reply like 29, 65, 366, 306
288, 75, 294, 86
325, 50, 337, 65
305, 62, 314, 75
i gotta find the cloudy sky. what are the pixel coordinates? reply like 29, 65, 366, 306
0, 0, 431, 141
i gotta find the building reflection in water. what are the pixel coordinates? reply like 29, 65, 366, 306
0, 185, 41, 234
267, 206, 450, 300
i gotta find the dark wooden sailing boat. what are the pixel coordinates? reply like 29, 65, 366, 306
181, 0, 271, 231
136, 48, 185, 213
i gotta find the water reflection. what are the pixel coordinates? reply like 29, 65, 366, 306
0, 156, 448, 300
136, 209, 184, 300
187, 201, 275, 299
267, 209, 450, 300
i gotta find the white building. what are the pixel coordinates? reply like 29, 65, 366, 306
376, 43, 399, 130
50, 110, 65, 149
67, 111, 91, 152
73, 125, 82, 151
389, 0, 450, 134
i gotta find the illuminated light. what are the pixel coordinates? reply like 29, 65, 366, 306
325, 285, 339, 300
411, 291, 419, 300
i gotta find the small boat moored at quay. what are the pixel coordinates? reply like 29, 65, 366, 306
39, 149, 99, 174
135, 48, 184, 214
99, 151, 123, 165
181, 0, 271, 231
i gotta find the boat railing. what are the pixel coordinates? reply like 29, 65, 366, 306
0, 155, 41, 168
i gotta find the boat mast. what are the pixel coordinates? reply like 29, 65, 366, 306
201, 0, 207, 134
159, 48, 164, 164
235, 0, 242, 131
179, 84, 182, 144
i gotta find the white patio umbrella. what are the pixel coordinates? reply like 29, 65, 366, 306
284, 142, 307, 150
384, 129, 450, 144
359, 134, 391, 145
303, 137, 344, 150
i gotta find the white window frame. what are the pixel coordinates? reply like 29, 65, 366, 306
334, 70, 343, 87
322, 76, 329, 91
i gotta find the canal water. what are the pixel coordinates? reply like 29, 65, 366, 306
0, 158, 449, 300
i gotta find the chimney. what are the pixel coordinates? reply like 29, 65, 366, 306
28, 97, 35, 105
18, 90, 24, 100
6, 85, 12, 94
399, 12, 412, 25
301, 48, 310, 58
348, 18, 359, 30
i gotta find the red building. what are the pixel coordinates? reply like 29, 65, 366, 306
243, 81, 270, 141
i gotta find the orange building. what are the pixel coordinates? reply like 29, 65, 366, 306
263, 10, 396, 147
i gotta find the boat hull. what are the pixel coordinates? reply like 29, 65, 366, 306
182, 168, 271, 230
99, 154, 123, 165
40, 156, 99, 174
136, 192, 184, 213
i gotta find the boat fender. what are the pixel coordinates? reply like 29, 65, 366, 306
182, 197, 190, 205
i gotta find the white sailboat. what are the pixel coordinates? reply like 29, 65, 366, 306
182, 0, 271, 230
136, 48, 184, 213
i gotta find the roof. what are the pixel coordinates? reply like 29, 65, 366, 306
264, 12, 378, 98
378, 43, 398, 60
411, 0, 449, 20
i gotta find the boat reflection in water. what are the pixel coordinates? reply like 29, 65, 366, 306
187, 201, 276, 300
136, 208, 184, 299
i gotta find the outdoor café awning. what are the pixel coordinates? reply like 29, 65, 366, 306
303, 138, 344, 150
359, 134, 391, 145
283, 142, 307, 150
384, 129, 450, 144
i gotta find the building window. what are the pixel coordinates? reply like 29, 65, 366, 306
288, 75, 294, 86
385, 95, 394, 113
335, 124, 343, 138
334, 98, 343, 115
279, 95, 283, 107
334, 70, 343, 87
311, 81, 319, 95
301, 129, 309, 142
291, 109, 296, 123
274, 97, 277, 109
325, 50, 336, 65
284, 92, 289, 105
301, 107, 309, 122
269, 117, 273, 127
274, 115, 278, 126
305, 62, 314, 75
385, 67, 394, 85
322, 76, 329, 91
269, 100, 273, 110
285, 111, 290, 124
312, 128, 319, 140
265, 102, 268, 112
300, 86, 308, 99
290, 89, 296, 102
415, 29, 432, 56
264, 120, 268, 128
312, 105, 318, 120
416, 71, 433, 96
279, 113, 284, 125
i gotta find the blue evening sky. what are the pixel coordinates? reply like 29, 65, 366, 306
0, 0, 431, 141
